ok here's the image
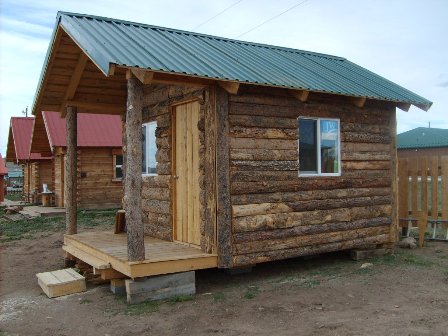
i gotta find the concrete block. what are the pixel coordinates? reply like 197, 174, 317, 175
110, 279, 126, 295
126, 271, 195, 304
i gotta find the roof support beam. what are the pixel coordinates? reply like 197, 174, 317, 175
218, 81, 240, 95
289, 90, 309, 102
60, 52, 88, 116
65, 100, 125, 115
131, 68, 154, 84
397, 102, 411, 112
352, 97, 367, 108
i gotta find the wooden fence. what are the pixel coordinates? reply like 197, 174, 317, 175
398, 156, 448, 241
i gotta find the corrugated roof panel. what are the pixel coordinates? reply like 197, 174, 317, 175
46, 12, 432, 110
397, 127, 448, 149
43, 111, 122, 148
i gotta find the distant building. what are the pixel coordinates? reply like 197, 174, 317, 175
397, 127, 448, 158
0, 154, 7, 202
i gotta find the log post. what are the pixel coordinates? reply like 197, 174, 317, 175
65, 105, 77, 235
125, 76, 145, 261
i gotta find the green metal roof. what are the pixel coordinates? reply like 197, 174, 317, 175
397, 127, 448, 149
36, 12, 432, 111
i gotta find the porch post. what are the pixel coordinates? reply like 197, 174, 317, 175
125, 75, 145, 261
65, 105, 77, 234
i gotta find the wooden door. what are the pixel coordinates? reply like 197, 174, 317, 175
174, 101, 201, 246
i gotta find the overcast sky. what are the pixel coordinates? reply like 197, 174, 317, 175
1, 0, 447, 156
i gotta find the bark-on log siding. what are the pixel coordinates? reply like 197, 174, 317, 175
141, 84, 215, 252
229, 91, 395, 266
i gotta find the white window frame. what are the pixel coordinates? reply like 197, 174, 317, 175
142, 121, 157, 176
298, 117, 341, 177
113, 154, 123, 181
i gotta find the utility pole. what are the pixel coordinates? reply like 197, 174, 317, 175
22, 107, 28, 117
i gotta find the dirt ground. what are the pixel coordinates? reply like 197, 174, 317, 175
1, 224, 448, 336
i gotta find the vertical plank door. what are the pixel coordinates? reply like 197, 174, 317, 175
174, 101, 201, 246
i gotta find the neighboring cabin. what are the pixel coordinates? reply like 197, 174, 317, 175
30, 111, 124, 209
397, 127, 448, 158
6, 117, 52, 202
32, 13, 432, 274
0, 154, 7, 202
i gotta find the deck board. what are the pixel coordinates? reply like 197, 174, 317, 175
63, 231, 217, 278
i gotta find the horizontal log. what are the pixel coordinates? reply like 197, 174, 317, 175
342, 142, 390, 152
229, 126, 297, 139
232, 195, 391, 217
142, 199, 171, 214
230, 170, 298, 182
231, 187, 391, 205
145, 212, 171, 227
342, 170, 391, 179
342, 132, 391, 144
157, 162, 171, 175
234, 217, 391, 243
342, 161, 390, 170
233, 204, 392, 232
341, 123, 390, 135
156, 113, 171, 128
231, 160, 299, 171
229, 115, 297, 129
155, 126, 171, 138
230, 148, 298, 161
232, 234, 390, 266
231, 178, 391, 195
156, 148, 171, 163
341, 151, 390, 161
141, 187, 170, 201
230, 138, 297, 150
234, 226, 390, 254
142, 175, 171, 188
156, 136, 170, 149
230, 102, 298, 117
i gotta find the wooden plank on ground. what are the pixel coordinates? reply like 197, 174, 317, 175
36, 268, 86, 298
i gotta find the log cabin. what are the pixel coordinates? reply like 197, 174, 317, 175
0, 154, 7, 203
31, 12, 432, 289
30, 111, 124, 209
6, 117, 53, 202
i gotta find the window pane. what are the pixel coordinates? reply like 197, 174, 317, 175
320, 119, 339, 174
115, 155, 123, 166
142, 125, 147, 174
146, 122, 157, 174
115, 167, 123, 179
299, 119, 317, 173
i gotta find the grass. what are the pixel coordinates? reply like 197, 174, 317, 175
80, 299, 92, 304
370, 250, 434, 267
167, 294, 194, 304
125, 301, 160, 315
244, 286, 260, 299
0, 209, 117, 242
5, 193, 23, 201
213, 292, 225, 303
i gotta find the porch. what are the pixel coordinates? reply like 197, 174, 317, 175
63, 231, 218, 278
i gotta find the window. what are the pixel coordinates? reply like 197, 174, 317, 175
298, 118, 340, 176
113, 154, 123, 180
142, 121, 157, 175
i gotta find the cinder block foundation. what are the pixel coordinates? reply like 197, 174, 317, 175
110, 279, 126, 295
350, 248, 390, 261
125, 271, 195, 304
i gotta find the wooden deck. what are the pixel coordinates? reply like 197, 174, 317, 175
63, 231, 218, 278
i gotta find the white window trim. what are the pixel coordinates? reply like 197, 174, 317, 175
298, 117, 341, 177
142, 121, 158, 176
112, 154, 123, 181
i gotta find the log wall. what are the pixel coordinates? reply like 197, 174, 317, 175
53, 147, 122, 209
228, 90, 395, 266
140, 84, 215, 252
78, 148, 123, 209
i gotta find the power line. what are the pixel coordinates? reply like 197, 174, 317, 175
235, 0, 311, 39
192, 0, 245, 30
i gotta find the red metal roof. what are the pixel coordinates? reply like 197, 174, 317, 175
0, 154, 8, 175
10, 117, 34, 160
9, 117, 51, 162
43, 111, 122, 148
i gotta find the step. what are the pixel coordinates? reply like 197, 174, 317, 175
36, 268, 86, 298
